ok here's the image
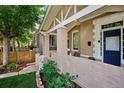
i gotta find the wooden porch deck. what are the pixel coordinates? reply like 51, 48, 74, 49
49, 51, 124, 88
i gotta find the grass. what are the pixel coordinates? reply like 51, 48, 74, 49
0, 72, 37, 88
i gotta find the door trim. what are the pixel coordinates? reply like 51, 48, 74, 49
101, 26, 123, 66
103, 29, 121, 66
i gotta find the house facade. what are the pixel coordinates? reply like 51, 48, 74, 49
35, 5, 124, 87
37, 5, 124, 67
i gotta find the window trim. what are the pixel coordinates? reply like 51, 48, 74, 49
49, 35, 56, 47
72, 30, 79, 51
49, 35, 57, 50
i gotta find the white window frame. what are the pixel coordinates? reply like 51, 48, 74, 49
93, 12, 124, 64
49, 35, 56, 48
72, 30, 79, 51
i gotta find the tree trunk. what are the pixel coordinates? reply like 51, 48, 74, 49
16, 39, 20, 51
3, 37, 9, 65
12, 38, 16, 52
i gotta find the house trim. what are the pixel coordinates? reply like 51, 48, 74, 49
93, 12, 124, 65
72, 30, 79, 51
47, 5, 105, 33
39, 6, 51, 31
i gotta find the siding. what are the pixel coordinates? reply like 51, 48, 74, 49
79, 20, 94, 56
68, 20, 94, 56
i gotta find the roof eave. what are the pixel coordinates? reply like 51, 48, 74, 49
39, 5, 52, 32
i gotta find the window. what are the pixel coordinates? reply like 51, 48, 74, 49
100, 32, 102, 56
67, 39, 69, 48
101, 21, 123, 29
72, 31, 79, 50
105, 36, 119, 51
49, 35, 57, 50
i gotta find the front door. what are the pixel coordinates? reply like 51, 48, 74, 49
103, 29, 121, 66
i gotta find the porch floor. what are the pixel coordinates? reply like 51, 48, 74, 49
51, 54, 124, 88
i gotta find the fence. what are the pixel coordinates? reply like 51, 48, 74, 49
0, 51, 35, 64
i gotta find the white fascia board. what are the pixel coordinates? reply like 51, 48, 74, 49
47, 5, 105, 33
39, 6, 51, 31
36, 31, 47, 36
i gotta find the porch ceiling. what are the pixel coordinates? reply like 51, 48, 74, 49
40, 5, 87, 32
40, 5, 62, 31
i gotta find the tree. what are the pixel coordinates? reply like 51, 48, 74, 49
0, 5, 43, 65
15, 28, 34, 49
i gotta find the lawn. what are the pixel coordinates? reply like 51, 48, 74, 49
0, 72, 37, 88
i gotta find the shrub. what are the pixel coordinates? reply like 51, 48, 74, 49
62, 72, 77, 81
7, 63, 19, 71
41, 60, 77, 88
15, 60, 22, 65
47, 75, 74, 88
88, 57, 95, 60
42, 60, 59, 81
0, 66, 5, 73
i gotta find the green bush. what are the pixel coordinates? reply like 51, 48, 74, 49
88, 57, 95, 60
41, 60, 77, 88
42, 60, 59, 81
0, 66, 6, 73
15, 61, 22, 65
47, 75, 74, 88
7, 63, 19, 71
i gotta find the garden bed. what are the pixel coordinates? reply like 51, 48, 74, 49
0, 61, 34, 74
39, 72, 81, 88
39, 60, 81, 88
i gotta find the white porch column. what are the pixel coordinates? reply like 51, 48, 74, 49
57, 27, 67, 72
44, 34, 50, 57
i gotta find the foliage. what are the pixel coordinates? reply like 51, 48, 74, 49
47, 73, 76, 88
0, 72, 37, 88
7, 63, 19, 71
0, 61, 21, 73
15, 60, 22, 65
42, 60, 59, 81
29, 45, 36, 49
88, 57, 95, 60
0, 5, 45, 64
0, 5, 43, 39
41, 60, 77, 88
62, 72, 77, 81
0, 66, 6, 73
15, 29, 34, 48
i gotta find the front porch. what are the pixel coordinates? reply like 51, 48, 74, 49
36, 51, 124, 88
36, 5, 124, 87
